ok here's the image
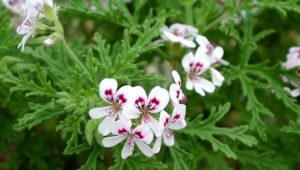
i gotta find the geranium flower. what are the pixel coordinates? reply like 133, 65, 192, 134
25, 0, 54, 16
102, 120, 154, 159
169, 70, 186, 104
283, 47, 300, 69
181, 51, 215, 96
195, 35, 226, 86
16, 14, 36, 51
160, 23, 198, 48
153, 104, 186, 153
89, 78, 133, 136
2, 0, 26, 15
126, 86, 169, 137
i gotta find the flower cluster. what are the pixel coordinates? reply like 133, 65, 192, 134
2, 0, 61, 51
89, 77, 186, 159
161, 23, 228, 96
282, 47, 300, 97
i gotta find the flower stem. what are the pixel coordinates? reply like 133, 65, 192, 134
61, 38, 89, 74
185, 4, 194, 25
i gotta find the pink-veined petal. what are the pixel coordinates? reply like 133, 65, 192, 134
121, 137, 134, 159
102, 135, 127, 147
159, 110, 170, 128
134, 138, 154, 157
210, 68, 224, 87
172, 70, 181, 87
132, 86, 147, 111
169, 84, 180, 104
162, 129, 175, 146
99, 78, 117, 103
133, 124, 154, 144
110, 120, 131, 135
98, 115, 116, 136
182, 52, 195, 73
88, 106, 110, 119
147, 86, 169, 113
152, 136, 162, 154
115, 85, 133, 106
171, 104, 186, 122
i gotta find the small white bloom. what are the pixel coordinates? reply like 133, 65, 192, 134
125, 86, 169, 137
169, 70, 186, 104
181, 51, 215, 96
282, 47, 300, 69
160, 23, 198, 48
25, 0, 54, 17
2, 0, 26, 15
89, 78, 134, 136
16, 14, 36, 51
102, 120, 154, 159
44, 37, 54, 46
153, 104, 186, 153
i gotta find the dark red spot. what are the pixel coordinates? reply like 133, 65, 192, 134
104, 89, 114, 101
134, 131, 144, 139
176, 90, 180, 99
164, 118, 170, 127
173, 114, 180, 121
180, 96, 187, 104
297, 69, 300, 75
116, 94, 127, 104
135, 97, 145, 109
148, 97, 160, 110
118, 128, 128, 135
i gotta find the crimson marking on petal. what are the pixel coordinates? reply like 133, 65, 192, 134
190, 62, 203, 73
176, 90, 180, 99
142, 114, 151, 123
147, 97, 160, 111
135, 97, 145, 110
180, 96, 187, 104
104, 89, 114, 102
164, 118, 170, 127
172, 114, 180, 122
116, 94, 127, 105
134, 131, 144, 139
125, 137, 134, 149
118, 128, 128, 135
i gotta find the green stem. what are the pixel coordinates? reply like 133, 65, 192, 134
185, 5, 194, 25
61, 38, 89, 74
203, 13, 228, 33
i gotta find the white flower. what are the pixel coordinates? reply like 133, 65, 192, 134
153, 104, 186, 153
169, 70, 186, 104
282, 47, 300, 69
25, 0, 54, 16
195, 35, 226, 87
89, 78, 134, 136
284, 86, 300, 97
2, 0, 26, 15
181, 51, 215, 96
160, 23, 198, 48
102, 120, 154, 159
16, 15, 36, 51
125, 86, 169, 137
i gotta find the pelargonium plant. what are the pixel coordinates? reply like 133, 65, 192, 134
1, 0, 300, 169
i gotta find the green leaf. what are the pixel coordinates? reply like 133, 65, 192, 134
282, 121, 300, 134
84, 119, 99, 146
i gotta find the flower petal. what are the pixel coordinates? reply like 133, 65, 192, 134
99, 78, 118, 103
133, 124, 154, 144
172, 70, 181, 86
212, 46, 224, 61
102, 135, 127, 147
159, 110, 171, 128
162, 130, 175, 146
186, 79, 194, 90
210, 68, 224, 87
169, 84, 180, 104
122, 106, 141, 119
152, 136, 162, 154
194, 78, 215, 94
132, 86, 147, 111
147, 86, 169, 113
182, 52, 195, 73
290, 88, 300, 97
121, 138, 134, 159
115, 85, 133, 106
134, 138, 154, 157
89, 106, 110, 119
98, 115, 116, 136
110, 120, 131, 135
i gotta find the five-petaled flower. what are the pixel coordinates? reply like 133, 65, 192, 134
160, 23, 198, 48
181, 50, 216, 96
102, 120, 154, 159
169, 70, 186, 104
153, 104, 186, 153
89, 78, 133, 136
126, 86, 169, 137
